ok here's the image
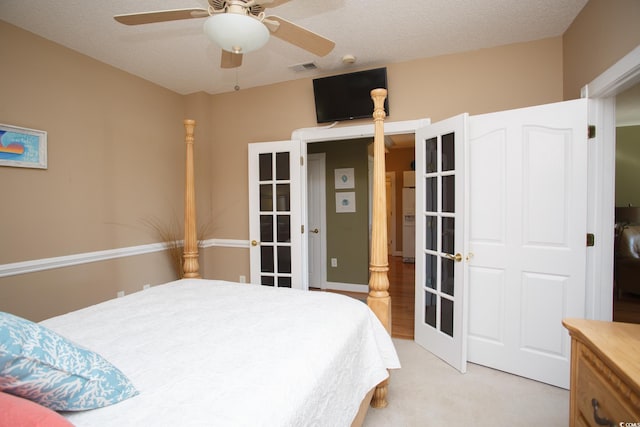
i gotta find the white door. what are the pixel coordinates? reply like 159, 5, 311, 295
414, 114, 469, 373
248, 141, 303, 289
466, 99, 588, 388
307, 153, 326, 289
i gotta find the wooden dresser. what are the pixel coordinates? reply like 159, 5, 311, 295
563, 318, 640, 427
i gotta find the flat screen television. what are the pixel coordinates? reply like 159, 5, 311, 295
312, 67, 389, 123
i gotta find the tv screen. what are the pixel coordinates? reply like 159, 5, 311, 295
312, 67, 389, 123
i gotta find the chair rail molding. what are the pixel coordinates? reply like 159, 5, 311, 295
0, 239, 250, 278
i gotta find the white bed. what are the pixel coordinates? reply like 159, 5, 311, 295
40, 279, 399, 426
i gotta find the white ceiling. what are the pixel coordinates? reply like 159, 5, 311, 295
0, 0, 589, 95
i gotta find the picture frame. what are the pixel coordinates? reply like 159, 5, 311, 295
334, 168, 355, 189
336, 192, 356, 213
0, 123, 47, 169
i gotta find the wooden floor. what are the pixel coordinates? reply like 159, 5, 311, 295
386, 256, 415, 339
324, 256, 415, 339
613, 291, 640, 324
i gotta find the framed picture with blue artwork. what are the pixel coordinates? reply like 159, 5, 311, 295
0, 123, 47, 169
334, 167, 354, 189
336, 192, 356, 213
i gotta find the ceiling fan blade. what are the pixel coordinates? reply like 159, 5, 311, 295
114, 9, 209, 26
255, 0, 292, 8
221, 50, 243, 68
265, 15, 335, 57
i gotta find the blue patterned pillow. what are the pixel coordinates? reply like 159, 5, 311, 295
0, 311, 138, 411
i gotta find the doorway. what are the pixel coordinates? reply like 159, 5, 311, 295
385, 134, 417, 339
583, 44, 640, 321
294, 120, 426, 331
612, 81, 640, 324
307, 153, 326, 289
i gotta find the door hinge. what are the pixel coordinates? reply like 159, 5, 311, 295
588, 125, 596, 139
301, 225, 304, 234
300, 156, 304, 166
586, 233, 595, 247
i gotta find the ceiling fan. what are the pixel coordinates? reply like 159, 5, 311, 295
114, 0, 335, 69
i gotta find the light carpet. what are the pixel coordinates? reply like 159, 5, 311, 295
363, 339, 569, 426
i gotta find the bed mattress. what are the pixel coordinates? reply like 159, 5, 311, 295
40, 279, 400, 426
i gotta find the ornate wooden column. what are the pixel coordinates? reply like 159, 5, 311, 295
183, 119, 200, 278
367, 88, 391, 408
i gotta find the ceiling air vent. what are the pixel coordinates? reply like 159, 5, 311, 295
289, 62, 318, 72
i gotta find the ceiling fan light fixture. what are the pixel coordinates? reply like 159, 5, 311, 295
203, 13, 269, 54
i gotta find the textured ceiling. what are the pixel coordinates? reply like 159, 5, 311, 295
0, 0, 589, 95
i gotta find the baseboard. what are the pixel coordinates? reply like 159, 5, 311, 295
325, 281, 369, 293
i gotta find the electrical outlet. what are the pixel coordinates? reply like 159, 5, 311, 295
331, 258, 338, 268
239, 275, 246, 283
116, 291, 125, 298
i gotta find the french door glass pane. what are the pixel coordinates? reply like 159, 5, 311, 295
278, 277, 292, 288
425, 177, 437, 212
275, 152, 290, 180
260, 215, 273, 242
261, 276, 275, 286
441, 258, 454, 296
441, 297, 454, 337
442, 217, 455, 253
425, 215, 437, 251
442, 133, 455, 171
260, 246, 274, 273
425, 254, 437, 290
425, 137, 438, 173
276, 184, 290, 211
277, 246, 292, 273
276, 215, 291, 242
442, 175, 455, 212
259, 153, 272, 181
260, 184, 273, 211
425, 291, 437, 328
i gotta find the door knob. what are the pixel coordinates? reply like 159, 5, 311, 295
251, 240, 259, 247
445, 253, 463, 262
311, 228, 319, 234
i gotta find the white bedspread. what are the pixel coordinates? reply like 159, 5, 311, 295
40, 279, 400, 427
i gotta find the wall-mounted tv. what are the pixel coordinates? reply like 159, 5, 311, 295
312, 67, 389, 123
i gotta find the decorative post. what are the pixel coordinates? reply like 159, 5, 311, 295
367, 88, 391, 408
183, 119, 200, 278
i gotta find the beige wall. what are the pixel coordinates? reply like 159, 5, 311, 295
202, 37, 565, 280
4, 0, 638, 321
563, 0, 640, 100
0, 21, 192, 320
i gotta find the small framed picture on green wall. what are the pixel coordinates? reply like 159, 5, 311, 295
336, 192, 356, 213
334, 168, 354, 189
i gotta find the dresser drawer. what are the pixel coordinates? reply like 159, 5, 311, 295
576, 344, 640, 426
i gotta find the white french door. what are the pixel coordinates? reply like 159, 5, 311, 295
413, 100, 587, 388
414, 114, 469, 373
466, 99, 588, 388
248, 141, 303, 289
